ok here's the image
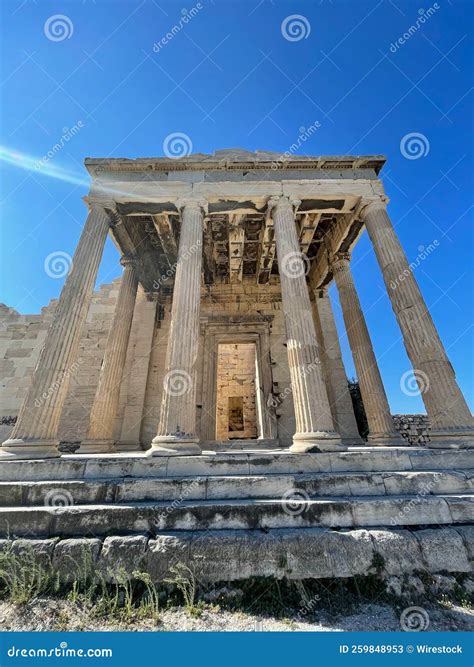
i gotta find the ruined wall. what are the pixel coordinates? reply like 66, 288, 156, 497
392, 414, 431, 445
0, 301, 56, 442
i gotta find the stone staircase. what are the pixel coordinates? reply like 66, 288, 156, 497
0, 447, 472, 583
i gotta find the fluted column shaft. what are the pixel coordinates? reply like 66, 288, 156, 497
1, 205, 111, 459
332, 253, 402, 444
313, 288, 362, 444
362, 201, 473, 446
81, 256, 139, 453
149, 201, 204, 456
271, 196, 342, 453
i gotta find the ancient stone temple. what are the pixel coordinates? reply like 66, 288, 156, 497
0, 151, 472, 584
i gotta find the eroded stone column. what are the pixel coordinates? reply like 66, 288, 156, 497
80, 255, 139, 453
313, 288, 363, 445
271, 196, 343, 453
1, 204, 111, 459
148, 200, 204, 456
361, 199, 474, 448
332, 253, 403, 445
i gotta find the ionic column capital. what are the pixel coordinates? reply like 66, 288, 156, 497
332, 251, 351, 265
267, 195, 301, 214
176, 198, 208, 215
359, 197, 389, 220
314, 286, 329, 299
120, 254, 139, 269
145, 290, 160, 302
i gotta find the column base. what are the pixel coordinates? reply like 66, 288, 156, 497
0, 438, 60, 460
367, 433, 406, 447
147, 435, 202, 457
114, 441, 143, 453
428, 427, 474, 449
341, 436, 365, 446
289, 432, 345, 453
77, 439, 115, 454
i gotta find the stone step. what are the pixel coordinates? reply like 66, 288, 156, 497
2, 526, 472, 583
0, 447, 472, 482
1, 494, 472, 537
2, 470, 472, 506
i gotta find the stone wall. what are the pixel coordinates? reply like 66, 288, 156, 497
393, 414, 431, 445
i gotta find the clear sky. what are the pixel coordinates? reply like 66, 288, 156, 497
1, 0, 473, 414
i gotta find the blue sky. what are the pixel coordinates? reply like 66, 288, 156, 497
1, 0, 473, 414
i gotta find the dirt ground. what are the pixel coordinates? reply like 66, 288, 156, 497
0, 598, 472, 633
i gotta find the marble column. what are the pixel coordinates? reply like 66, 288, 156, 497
80, 255, 139, 453
148, 200, 204, 456
1, 204, 111, 459
116, 289, 159, 451
313, 288, 363, 445
361, 199, 474, 448
332, 252, 403, 445
271, 196, 343, 453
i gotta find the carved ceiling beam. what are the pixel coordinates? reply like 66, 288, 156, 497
257, 210, 276, 284
228, 214, 245, 283
152, 214, 178, 268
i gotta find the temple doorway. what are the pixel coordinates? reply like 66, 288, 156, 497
215, 342, 262, 440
